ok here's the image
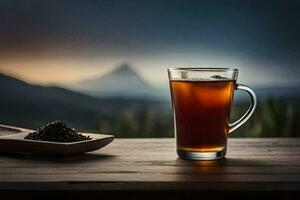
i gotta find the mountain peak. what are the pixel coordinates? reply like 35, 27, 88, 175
117, 63, 131, 71
113, 63, 137, 75
72, 63, 152, 97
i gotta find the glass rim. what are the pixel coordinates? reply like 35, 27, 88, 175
167, 67, 239, 72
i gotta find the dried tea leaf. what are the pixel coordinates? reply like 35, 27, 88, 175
24, 121, 92, 142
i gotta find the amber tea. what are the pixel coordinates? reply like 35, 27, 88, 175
168, 68, 256, 160
170, 79, 235, 152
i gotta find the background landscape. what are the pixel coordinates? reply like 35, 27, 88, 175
1, 63, 300, 137
0, 0, 299, 137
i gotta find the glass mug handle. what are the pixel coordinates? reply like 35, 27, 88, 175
229, 84, 257, 134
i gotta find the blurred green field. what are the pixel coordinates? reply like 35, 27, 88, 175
231, 97, 300, 137
2, 97, 299, 138
104, 97, 300, 138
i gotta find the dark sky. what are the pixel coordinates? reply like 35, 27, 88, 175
0, 0, 299, 86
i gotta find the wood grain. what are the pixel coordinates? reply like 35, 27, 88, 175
0, 128, 299, 193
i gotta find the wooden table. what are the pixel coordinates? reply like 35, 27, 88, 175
0, 138, 300, 199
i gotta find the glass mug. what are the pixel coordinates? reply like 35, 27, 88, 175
168, 68, 257, 160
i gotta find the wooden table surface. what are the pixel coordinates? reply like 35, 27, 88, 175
0, 136, 300, 199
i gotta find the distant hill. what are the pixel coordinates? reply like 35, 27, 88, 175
0, 73, 160, 131
1, 73, 300, 138
70, 63, 167, 100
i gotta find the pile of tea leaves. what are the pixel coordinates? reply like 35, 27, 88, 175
24, 121, 92, 142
